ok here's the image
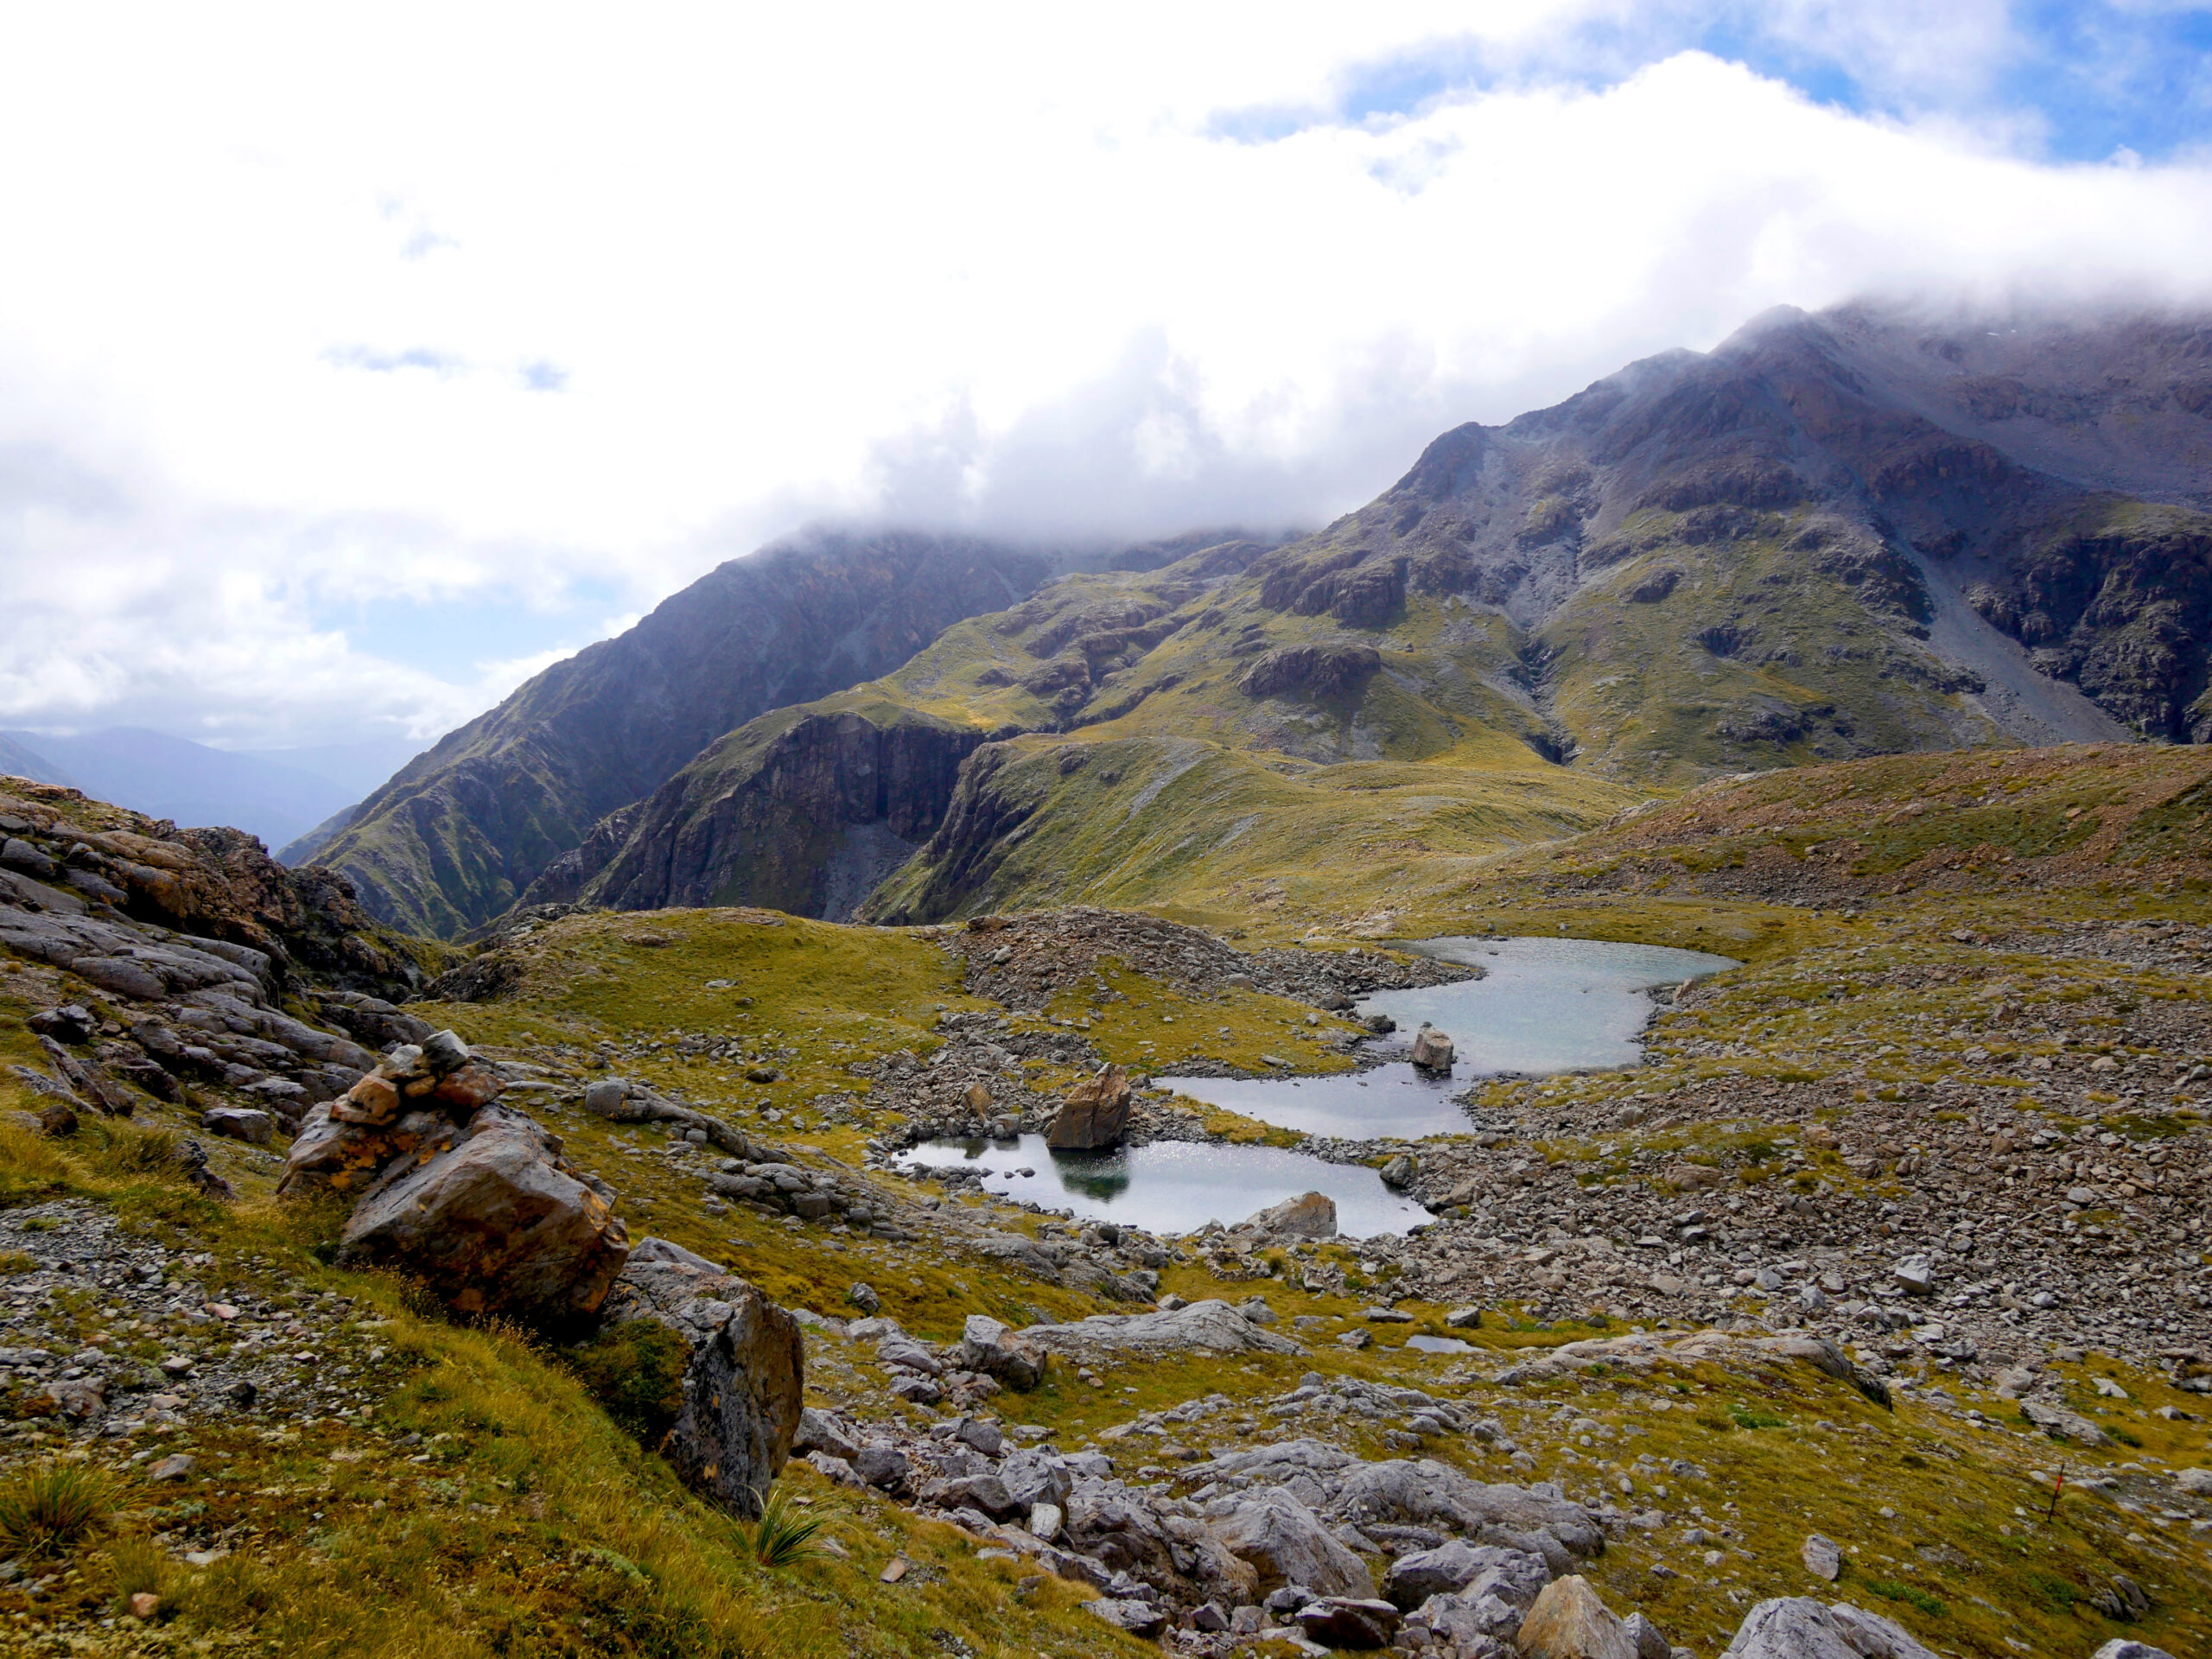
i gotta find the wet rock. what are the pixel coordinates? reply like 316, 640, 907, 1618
1243, 1190, 1338, 1239
1721, 1598, 1939, 1659
1292, 1596, 1402, 1649
1409, 1023, 1455, 1072
957, 1313, 1047, 1389
337, 1102, 631, 1327
1516, 1574, 1636, 1659
595, 1255, 804, 1518
1046, 1063, 1132, 1151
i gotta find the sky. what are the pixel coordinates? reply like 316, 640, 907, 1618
3, 1, 2211, 759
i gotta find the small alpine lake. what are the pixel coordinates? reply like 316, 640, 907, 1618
1160, 935, 1738, 1140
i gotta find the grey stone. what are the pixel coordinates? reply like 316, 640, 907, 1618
1020, 1299, 1304, 1357
2090, 1643, 2179, 1659
1293, 1596, 1402, 1649
1211, 1487, 1375, 1599
854, 1442, 910, 1492
1891, 1255, 1935, 1296
1624, 1612, 1673, 1659
1000, 1449, 1073, 1512
421, 1029, 470, 1074
1243, 1191, 1338, 1239
200, 1106, 276, 1146
1084, 1599, 1166, 1637
957, 1313, 1047, 1389
1721, 1598, 1939, 1659
2019, 1399, 2113, 1447
793, 1406, 859, 1463
1800, 1533, 1842, 1582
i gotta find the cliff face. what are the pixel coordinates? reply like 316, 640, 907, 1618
295, 530, 1055, 937
543, 705, 989, 922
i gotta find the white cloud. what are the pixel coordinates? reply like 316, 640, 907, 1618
0, 4, 2209, 748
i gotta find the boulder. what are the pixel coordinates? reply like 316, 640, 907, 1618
1000, 1449, 1073, 1512
1085, 1599, 1167, 1637
793, 1406, 860, 1462
1891, 1255, 1935, 1296
1210, 1486, 1375, 1599
1293, 1597, 1402, 1649
2091, 1644, 2179, 1659
1414, 1589, 1526, 1649
2019, 1399, 2112, 1446
1380, 1154, 1417, 1190
1721, 1598, 1939, 1659
957, 1313, 1048, 1389
583, 1077, 759, 1157
1623, 1612, 1674, 1659
1385, 1541, 1549, 1611
921, 1471, 1017, 1519
1408, 1023, 1455, 1072
854, 1443, 910, 1493
200, 1106, 275, 1146
1243, 1190, 1338, 1240
594, 1255, 804, 1519
1516, 1575, 1635, 1659
1046, 1063, 1132, 1151
337, 1102, 632, 1326
1801, 1533, 1842, 1582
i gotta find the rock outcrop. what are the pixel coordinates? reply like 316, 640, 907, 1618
1046, 1063, 1133, 1151
283, 1030, 631, 1328
1721, 1597, 1940, 1659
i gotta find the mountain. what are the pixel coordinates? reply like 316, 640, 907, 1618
0, 732, 73, 788
0, 727, 358, 851
529, 301, 2209, 929
294, 528, 1091, 937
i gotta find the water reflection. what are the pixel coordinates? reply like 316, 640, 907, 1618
894, 1133, 1427, 1236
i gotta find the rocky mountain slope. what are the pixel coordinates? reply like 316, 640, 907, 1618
2, 747, 2209, 1657
522, 303, 2212, 931
290, 529, 1071, 937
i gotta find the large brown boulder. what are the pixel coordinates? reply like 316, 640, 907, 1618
1047, 1063, 1132, 1151
337, 1102, 631, 1325
594, 1249, 805, 1517
1516, 1575, 1636, 1659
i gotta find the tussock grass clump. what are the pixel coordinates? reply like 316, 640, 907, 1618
88, 1120, 179, 1178
0, 1459, 118, 1558
747, 1484, 830, 1567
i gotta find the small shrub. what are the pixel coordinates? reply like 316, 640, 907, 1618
747, 1484, 827, 1567
568, 1319, 690, 1444
0, 1459, 118, 1557
1867, 1578, 1948, 1618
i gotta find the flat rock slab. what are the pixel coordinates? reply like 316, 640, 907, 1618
1020, 1299, 1303, 1357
